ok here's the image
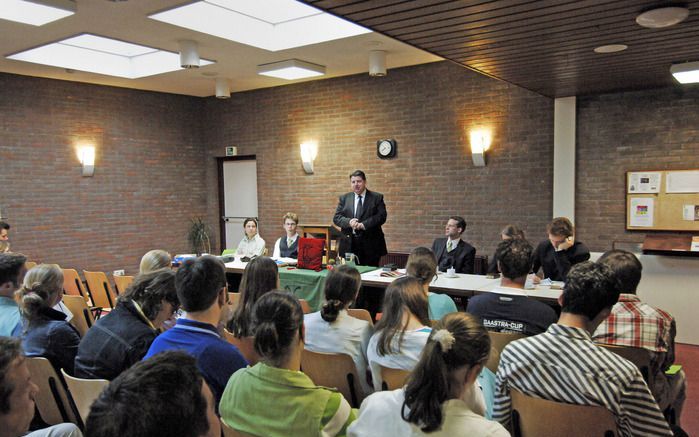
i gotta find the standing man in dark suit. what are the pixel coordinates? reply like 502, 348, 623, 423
431, 216, 476, 274
333, 170, 387, 267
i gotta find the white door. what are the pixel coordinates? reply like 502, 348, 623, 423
222, 159, 258, 251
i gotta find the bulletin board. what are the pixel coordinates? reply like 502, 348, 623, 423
626, 170, 699, 231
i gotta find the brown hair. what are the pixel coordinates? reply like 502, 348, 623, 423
320, 265, 362, 323
253, 291, 304, 367
374, 277, 430, 356
228, 256, 279, 337
547, 217, 574, 237
406, 247, 437, 286
501, 224, 525, 240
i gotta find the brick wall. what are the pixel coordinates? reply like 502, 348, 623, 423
0, 73, 208, 274
577, 87, 699, 251
203, 61, 555, 260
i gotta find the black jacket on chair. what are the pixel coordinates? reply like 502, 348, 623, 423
333, 189, 387, 266
431, 238, 476, 274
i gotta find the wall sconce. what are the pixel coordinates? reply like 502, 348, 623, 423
300, 141, 318, 174
78, 146, 95, 177
470, 130, 491, 167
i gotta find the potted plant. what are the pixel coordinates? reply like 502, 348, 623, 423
187, 217, 212, 256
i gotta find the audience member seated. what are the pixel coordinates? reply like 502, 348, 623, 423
493, 261, 672, 436
235, 217, 266, 259
487, 224, 525, 275
145, 256, 247, 406
367, 277, 432, 391
304, 265, 373, 395
406, 247, 457, 320
226, 256, 279, 337
18, 264, 80, 374
467, 239, 557, 336
531, 217, 590, 282
272, 212, 300, 259
0, 337, 82, 437
85, 350, 219, 437
593, 249, 686, 423
139, 249, 172, 274
431, 216, 476, 274
0, 253, 27, 337
74, 269, 179, 380
349, 313, 508, 437
220, 291, 356, 437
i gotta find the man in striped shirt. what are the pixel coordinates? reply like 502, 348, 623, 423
493, 261, 672, 437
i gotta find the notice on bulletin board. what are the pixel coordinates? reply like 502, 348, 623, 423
629, 198, 654, 227
628, 172, 661, 193
667, 171, 699, 193
684, 205, 699, 221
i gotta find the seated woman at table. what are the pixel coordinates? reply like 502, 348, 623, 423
236, 217, 266, 259
18, 264, 80, 374
220, 291, 356, 436
366, 277, 432, 392
227, 256, 279, 337
406, 247, 457, 321
349, 312, 506, 437
272, 212, 300, 259
304, 265, 374, 395
140, 249, 172, 274
487, 224, 526, 275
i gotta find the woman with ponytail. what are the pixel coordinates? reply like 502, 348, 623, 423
406, 247, 457, 320
349, 312, 508, 436
220, 291, 357, 436
19, 264, 80, 374
304, 265, 373, 395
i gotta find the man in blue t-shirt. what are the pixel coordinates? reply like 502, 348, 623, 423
467, 239, 557, 336
145, 255, 247, 406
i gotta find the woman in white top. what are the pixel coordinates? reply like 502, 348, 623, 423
272, 212, 300, 259
236, 218, 266, 258
366, 277, 432, 392
304, 265, 374, 395
349, 312, 509, 437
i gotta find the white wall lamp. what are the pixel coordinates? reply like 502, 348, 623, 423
300, 141, 318, 174
470, 130, 491, 167
179, 40, 200, 69
215, 78, 231, 98
78, 146, 95, 177
369, 50, 387, 77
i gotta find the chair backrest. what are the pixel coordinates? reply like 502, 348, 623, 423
83, 270, 116, 309
347, 308, 373, 326
487, 331, 526, 372
62, 268, 89, 302
60, 369, 108, 425
25, 261, 37, 270
510, 388, 618, 437
61, 295, 95, 337
25, 357, 78, 426
113, 275, 134, 295
474, 255, 489, 275
228, 292, 241, 311
298, 298, 311, 314
221, 418, 257, 437
301, 349, 364, 407
380, 365, 410, 391
598, 344, 654, 388
378, 252, 410, 269
223, 329, 260, 366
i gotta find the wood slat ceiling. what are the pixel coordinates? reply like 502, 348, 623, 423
302, 0, 699, 97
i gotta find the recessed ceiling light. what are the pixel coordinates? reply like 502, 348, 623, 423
149, 0, 371, 52
670, 61, 699, 84
7, 34, 214, 79
636, 6, 689, 28
0, 0, 75, 26
257, 59, 325, 80
593, 44, 628, 54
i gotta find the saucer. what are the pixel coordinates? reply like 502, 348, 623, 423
443, 274, 458, 278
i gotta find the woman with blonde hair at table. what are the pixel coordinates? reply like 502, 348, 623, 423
406, 247, 457, 321
226, 256, 278, 337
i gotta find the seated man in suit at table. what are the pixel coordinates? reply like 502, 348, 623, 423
431, 216, 476, 274
467, 239, 557, 336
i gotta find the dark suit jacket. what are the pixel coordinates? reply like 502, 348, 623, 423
333, 190, 387, 262
431, 238, 476, 274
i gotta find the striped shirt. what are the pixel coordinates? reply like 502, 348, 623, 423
493, 324, 671, 437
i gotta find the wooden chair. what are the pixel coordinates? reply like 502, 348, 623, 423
380, 365, 410, 391
25, 261, 37, 270
25, 357, 78, 426
299, 298, 311, 314
510, 388, 618, 437
113, 275, 134, 295
221, 418, 257, 437
598, 344, 654, 388
486, 331, 526, 372
473, 255, 489, 275
301, 349, 365, 407
60, 369, 108, 426
347, 308, 373, 326
83, 270, 117, 310
62, 295, 95, 337
223, 329, 260, 365
62, 268, 89, 302
228, 292, 241, 311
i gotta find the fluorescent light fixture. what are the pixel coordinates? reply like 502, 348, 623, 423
670, 61, 699, 84
7, 34, 214, 79
0, 0, 75, 26
258, 59, 325, 80
149, 0, 371, 52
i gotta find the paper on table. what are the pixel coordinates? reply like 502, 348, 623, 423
628, 172, 661, 193
629, 197, 654, 227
